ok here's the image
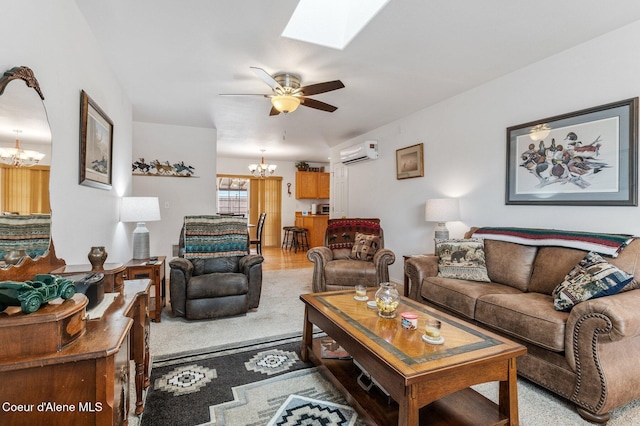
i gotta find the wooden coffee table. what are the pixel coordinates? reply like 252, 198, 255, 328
300, 289, 527, 426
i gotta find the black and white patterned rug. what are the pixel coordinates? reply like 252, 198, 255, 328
141, 335, 362, 426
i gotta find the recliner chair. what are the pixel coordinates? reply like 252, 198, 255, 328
169, 215, 264, 320
307, 218, 395, 293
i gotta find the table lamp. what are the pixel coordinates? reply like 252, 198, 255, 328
120, 197, 161, 259
425, 198, 460, 240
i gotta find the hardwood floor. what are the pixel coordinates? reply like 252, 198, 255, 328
259, 246, 313, 271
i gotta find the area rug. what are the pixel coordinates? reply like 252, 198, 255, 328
140, 332, 640, 426
140, 334, 365, 426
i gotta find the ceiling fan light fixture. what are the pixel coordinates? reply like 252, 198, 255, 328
271, 95, 300, 114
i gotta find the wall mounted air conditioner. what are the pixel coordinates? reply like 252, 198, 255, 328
340, 141, 378, 165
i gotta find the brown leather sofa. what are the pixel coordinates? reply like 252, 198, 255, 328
405, 228, 640, 423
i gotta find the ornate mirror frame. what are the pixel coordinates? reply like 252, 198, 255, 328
0, 66, 65, 281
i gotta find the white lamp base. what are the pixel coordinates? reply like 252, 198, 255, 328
132, 222, 150, 259
434, 222, 450, 240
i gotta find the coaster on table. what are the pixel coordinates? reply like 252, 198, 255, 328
422, 334, 445, 345
366, 301, 377, 309
354, 295, 369, 301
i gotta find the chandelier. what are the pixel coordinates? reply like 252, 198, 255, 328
0, 130, 45, 167
248, 149, 277, 178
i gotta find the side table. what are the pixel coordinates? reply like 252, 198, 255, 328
124, 256, 166, 322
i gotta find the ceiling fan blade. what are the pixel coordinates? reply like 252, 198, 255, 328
300, 97, 338, 112
250, 67, 283, 92
219, 93, 270, 96
269, 106, 281, 116
295, 80, 344, 96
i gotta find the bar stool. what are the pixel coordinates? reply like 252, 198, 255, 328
291, 227, 310, 253
282, 226, 296, 250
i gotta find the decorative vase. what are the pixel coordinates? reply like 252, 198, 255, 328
375, 282, 400, 318
4, 249, 27, 265
88, 246, 108, 270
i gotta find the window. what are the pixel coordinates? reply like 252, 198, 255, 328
216, 177, 249, 215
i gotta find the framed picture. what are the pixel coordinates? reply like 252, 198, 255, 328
506, 97, 638, 206
79, 90, 113, 190
396, 143, 424, 180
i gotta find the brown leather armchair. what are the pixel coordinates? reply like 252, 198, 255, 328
169, 216, 264, 320
307, 218, 395, 293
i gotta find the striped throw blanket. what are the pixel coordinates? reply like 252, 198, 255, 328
0, 214, 51, 260
472, 227, 635, 258
183, 215, 248, 258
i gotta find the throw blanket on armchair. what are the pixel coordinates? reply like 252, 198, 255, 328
472, 227, 635, 257
326, 218, 381, 250
183, 215, 248, 258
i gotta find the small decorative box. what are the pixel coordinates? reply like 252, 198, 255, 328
401, 312, 418, 330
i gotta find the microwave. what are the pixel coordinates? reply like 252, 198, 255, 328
320, 204, 330, 214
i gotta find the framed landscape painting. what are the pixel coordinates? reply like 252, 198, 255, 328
396, 143, 424, 180
505, 98, 638, 206
79, 90, 113, 190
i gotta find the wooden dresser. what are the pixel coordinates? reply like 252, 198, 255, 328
0, 279, 151, 425
51, 262, 127, 294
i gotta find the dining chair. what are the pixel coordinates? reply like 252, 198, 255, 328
250, 213, 267, 255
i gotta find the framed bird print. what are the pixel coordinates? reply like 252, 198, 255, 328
505, 97, 638, 206
79, 90, 113, 190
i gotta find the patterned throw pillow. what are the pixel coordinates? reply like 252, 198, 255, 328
435, 238, 490, 282
552, 252, 634, 311
350, 233, 380, 261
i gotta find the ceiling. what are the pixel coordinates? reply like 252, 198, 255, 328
75, 0, 640, 163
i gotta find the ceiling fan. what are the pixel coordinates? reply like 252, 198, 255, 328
222, 67, 345, 116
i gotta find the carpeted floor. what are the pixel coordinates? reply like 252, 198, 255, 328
149, 268, 313, 358
131, 267, 640, 425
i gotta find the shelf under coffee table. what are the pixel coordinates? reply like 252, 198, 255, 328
300, 289, 527, 426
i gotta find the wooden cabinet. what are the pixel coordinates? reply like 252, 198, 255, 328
295, 171, 330, 199
52, 262, 127, 294
0, 279, 151, 425
317, 173, 330, 198
124, 256, 166, 322
295, 212, 329, 248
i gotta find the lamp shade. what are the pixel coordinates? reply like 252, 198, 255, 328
425, 198, 460, 222
120, 197, 161, 223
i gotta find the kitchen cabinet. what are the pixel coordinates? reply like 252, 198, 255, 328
295, 171, 330, 199
295, 212, 329, 248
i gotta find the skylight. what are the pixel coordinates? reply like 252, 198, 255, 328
282, 0, 390, 50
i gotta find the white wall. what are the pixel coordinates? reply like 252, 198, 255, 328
132, 122, 217, 260
216, 156, 329, 238
333, 20, 640, 283
1, 0, 133, 265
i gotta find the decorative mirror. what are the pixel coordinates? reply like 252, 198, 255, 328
0, 66, 61, 276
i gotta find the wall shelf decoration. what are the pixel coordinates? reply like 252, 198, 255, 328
506, 97, 638, 206
132, 158, 197, 177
